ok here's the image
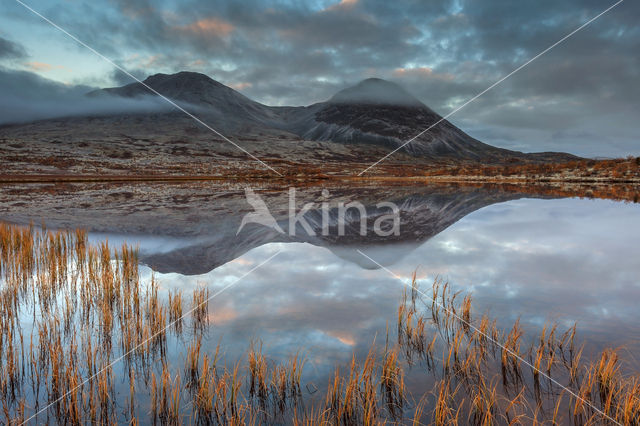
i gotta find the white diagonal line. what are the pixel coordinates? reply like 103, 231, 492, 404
356, 249, 622, 426
21, 250, 282, 425
13, 0, 282, 177
358, 0, 624, 176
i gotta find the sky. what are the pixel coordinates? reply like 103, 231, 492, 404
0, 0, 638, 157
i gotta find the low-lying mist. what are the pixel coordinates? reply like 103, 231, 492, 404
0, 67, 176, 125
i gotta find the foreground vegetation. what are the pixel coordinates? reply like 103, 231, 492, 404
0, 223, 638, 424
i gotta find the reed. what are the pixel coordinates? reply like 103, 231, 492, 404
381, 347, 404, 417
185, 335, 202, 389
247, 341, 268, 401
192, 285, 209, 332
168, 289, 183, 334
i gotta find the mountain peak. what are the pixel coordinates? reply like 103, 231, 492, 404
329, 78, 423, 107
96, 71, 261, 108
142, 71, 220, 86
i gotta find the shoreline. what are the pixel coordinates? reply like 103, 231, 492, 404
1, 173, 640, 184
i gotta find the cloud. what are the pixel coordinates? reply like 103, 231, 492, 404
324, 0, 359, 13
392, 66, 455, 82
24, 61, 54, 71
177, 17, 234, 38
0, 36, 27, 59
24, 61, 70, 72
228, 81, 252, 90
110, 67, 148, 86
0, 67, 174, 125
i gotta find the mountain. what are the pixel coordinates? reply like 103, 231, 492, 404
140, 186, 527, 274
88, 72, 576, 162
282, 78, 523, 160
328, 78, 424, 106
90, 71, 278, 126
0, 71, 578, 177
0, 182, 552, 275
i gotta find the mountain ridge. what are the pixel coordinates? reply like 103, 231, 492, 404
0, 70, 579, 173
87, 71, 578, 162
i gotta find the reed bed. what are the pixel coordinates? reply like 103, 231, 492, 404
0, 222, 638, 424
396, 277, 640, 425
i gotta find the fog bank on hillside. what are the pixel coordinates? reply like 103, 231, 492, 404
0, 67, 175, 125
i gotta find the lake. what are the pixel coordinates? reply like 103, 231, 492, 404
1, 181, 638, 424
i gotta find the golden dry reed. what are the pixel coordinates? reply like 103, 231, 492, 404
397, 277, 640, 425
0, 222, 638, 424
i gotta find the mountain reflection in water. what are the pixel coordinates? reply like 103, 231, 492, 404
1, 182, 638, 390
119, 185, 543, 274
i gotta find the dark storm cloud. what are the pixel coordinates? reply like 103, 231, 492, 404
0, 36, 28, 59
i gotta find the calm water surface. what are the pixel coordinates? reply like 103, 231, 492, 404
88, 195, 640, 399
3, 183, 639, 421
